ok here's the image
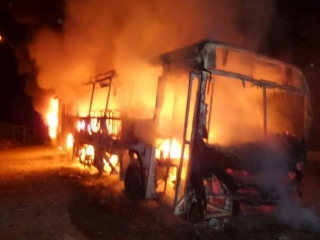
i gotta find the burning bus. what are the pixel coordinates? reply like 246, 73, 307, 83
60, 41, 311, 224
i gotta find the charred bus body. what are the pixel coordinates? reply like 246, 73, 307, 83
68, 41, 311, 224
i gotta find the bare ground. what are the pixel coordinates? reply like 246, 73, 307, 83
0, 146, 320, 240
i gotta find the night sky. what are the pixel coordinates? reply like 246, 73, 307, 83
0, 0, 320, 147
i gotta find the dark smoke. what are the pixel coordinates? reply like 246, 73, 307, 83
22, 0, 278, 114
238, 138, 320, 232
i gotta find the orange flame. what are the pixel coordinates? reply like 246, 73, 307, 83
66, 133, 74, 150
155, 138, 182, 160
77, 120, 86, 131
104, 154, 119, 173
47, 98, 59, 139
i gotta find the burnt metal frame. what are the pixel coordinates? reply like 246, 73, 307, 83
87, 70, 115, 117
172, 46, 311, 217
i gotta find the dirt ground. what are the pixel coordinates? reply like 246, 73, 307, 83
0, 146, 320, 240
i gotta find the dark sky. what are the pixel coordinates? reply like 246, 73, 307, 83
0, 1, 55, 139
268, 1, 320, 149
0, 0, 320, 147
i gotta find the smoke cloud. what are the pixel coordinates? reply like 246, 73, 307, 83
237, 138, 320, 232
26, 0, 276, 116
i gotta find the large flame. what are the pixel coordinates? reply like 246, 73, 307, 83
47, 98, 59, 139
66, 133, 74, 150
155, 138, 182, 160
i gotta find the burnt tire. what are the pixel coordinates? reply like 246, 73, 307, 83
188, 199, 205, 223
124, 164, 144, 199
187, 194, 205, 223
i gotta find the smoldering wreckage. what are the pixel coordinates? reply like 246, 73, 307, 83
54, 41, 311, 229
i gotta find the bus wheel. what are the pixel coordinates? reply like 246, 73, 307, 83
187, 194, 205, 223
124, 164, 144, 199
